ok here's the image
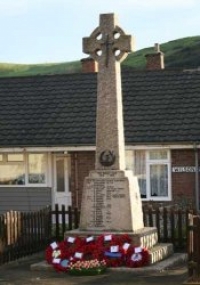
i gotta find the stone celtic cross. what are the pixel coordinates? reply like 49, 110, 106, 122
83, 14, 134, 170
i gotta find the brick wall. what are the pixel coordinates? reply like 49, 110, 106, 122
70, 151, 95, 208
171, 149, 199, 206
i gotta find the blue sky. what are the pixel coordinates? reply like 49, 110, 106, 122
0, 0, 200, 64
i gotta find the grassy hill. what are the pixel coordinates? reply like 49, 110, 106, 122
0, 36, 200, 77
123, 36, 200, 70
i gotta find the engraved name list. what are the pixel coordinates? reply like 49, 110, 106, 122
86, 178, 126, 228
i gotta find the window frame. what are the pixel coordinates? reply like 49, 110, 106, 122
128, 149, 171, 201
146, 150, 171, 201
0, 153, 49, 187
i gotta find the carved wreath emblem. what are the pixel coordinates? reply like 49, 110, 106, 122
99, 150, 115, 166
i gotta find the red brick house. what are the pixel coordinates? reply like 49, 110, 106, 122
0, 47, 200, 213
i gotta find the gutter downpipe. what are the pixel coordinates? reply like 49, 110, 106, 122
194, 143, 199, 212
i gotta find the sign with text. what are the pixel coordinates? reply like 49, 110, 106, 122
172, 166, 200, 172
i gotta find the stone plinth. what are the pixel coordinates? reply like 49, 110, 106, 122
149, 243, 174, 264
64, 230, 174, 265
79, 170, 144, 232
66, 228, 158, 249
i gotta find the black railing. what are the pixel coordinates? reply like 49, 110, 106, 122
143, 206, 195, 252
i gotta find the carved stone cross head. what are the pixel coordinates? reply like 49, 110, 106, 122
83, 13, 134, 67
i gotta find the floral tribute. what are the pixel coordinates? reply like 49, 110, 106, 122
69, 259, 107, 276
45, 234, 150, 274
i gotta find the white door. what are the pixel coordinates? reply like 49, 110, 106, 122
53, 155, 72, 209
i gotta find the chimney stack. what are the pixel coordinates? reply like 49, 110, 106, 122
145, 43, 165, 70
81, 57, 98, 73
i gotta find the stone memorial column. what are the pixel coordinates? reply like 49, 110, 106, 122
79, 13, 144, 232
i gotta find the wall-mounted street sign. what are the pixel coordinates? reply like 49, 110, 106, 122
172, 166, 200, 172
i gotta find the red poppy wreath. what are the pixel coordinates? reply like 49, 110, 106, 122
63, 235, 82, 255
103, 244, 124, 267
125, 246, 150, 268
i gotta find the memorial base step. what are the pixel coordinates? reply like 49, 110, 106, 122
148, 243, 174, 264
65, 227, 158, 249
64, 229, 174, 265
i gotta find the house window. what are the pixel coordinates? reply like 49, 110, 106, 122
0, 153, 47, 186
28, 154, 47, 184
134, 150, 147, 198
126, 149, 171, 200
150, 164, 168, 197
0, 154, 25, 185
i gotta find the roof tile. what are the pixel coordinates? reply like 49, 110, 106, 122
0, 70, 200, 146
